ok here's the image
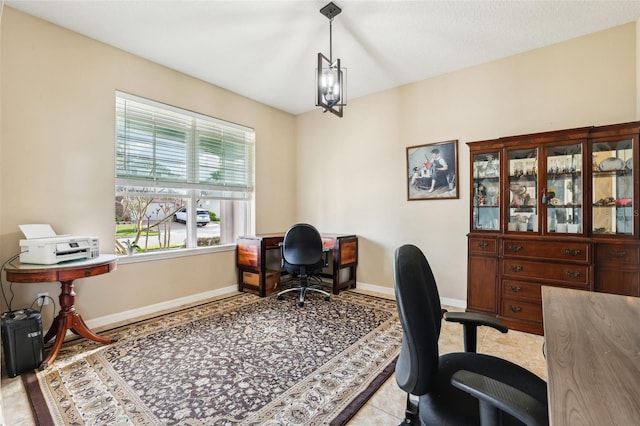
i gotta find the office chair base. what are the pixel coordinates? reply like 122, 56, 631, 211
276, 285, 331, 307
399, 393, 419, 425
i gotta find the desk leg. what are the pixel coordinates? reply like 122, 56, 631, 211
331, 265, 357, 295
332, 269, 340, 295
40, 280, 117, 369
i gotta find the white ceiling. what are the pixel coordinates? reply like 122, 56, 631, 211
6, 0, 640, 115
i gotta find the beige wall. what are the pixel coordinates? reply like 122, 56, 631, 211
0, 8, 297, 323
296, 23, 637, 301
1, 7, 638, 325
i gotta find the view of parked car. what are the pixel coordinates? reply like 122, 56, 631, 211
173, 207, 211, 226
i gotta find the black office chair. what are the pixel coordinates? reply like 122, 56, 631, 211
276, 223, 331, 307
394, 244, 548, 426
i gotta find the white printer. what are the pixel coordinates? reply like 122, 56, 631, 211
19, 224, 99, 265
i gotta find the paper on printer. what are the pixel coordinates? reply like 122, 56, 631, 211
19, 224, 99, 265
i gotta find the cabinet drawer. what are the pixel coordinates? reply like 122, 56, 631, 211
596, 244, 640, 265
502, 240, 589, 263
500, 298, 542, 323
502, 280, 541, 301
469, 237, 497, 255
502, 259, 589, 287
468, 256, 498, 313
595, 267, 640, 296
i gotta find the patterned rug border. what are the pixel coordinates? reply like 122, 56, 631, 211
22, 290, 401, 425
330, 355, 398, 425
22, 370, 54, 425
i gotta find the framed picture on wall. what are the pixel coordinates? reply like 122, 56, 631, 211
406, 140, 459, 200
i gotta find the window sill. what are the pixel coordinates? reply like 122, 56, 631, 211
116, 243, 236, 265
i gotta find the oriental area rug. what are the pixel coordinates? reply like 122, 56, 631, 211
22, 290, 402, 425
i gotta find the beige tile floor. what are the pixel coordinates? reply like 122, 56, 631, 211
1, 291, 546, 425
347, 311, 547, 425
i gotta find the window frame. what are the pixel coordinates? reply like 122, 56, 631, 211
115, 91, 255, 261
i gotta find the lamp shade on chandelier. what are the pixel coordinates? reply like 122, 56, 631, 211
316, 2, 347, 117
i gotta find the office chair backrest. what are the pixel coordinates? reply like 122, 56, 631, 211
282, 223, 324, 266
394, 244, 442, 396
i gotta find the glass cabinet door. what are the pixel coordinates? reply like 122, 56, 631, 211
507, 148, 538, 232
472, 152, 500, 231
592, 139, 633, 236
545, 143, 583, 234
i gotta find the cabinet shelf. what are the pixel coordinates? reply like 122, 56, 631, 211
593, 229, 631, 234
548, 204, 582, 209
593, 170, 631, 176
547, 171, 582, 178
508, 174, 537, 179
592, 204, 632, 208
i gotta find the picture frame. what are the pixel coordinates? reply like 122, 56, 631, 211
406, 140, 459, 200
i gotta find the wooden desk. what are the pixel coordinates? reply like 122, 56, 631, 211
542, 286, 640, 425
236, 233, 358, 297
4, 255, 118, 368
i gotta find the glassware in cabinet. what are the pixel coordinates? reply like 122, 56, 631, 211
592, 139, 634, 236
472, 152, 500, 231
507, 148, 538, 232
544, 143, 583, 234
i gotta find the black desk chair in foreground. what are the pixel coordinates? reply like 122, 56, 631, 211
394, 244, 548, 426
277, 223, 331, 307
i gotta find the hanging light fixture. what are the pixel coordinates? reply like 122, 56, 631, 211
316, 2, 347, 117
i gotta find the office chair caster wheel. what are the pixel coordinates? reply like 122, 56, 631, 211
324, 296, 330, 301
277, 295, 284, 300
298, 301, 304, 307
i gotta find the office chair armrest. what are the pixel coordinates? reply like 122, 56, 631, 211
451, 370, 548, 426
444, 312, 508, 332
443, 312, 507, 352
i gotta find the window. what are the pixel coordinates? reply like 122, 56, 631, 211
115, 91, 254, 257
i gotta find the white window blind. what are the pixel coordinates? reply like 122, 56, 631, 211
115, 92, 254, 200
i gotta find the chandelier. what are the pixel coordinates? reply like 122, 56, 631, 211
316, 2, 347, 117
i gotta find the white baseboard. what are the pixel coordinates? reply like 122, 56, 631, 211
353, 282, 466, 309
441, 296, 467, 309
78, 281, 465, 334
354, 282, 395, 297
84, 285, 238, 331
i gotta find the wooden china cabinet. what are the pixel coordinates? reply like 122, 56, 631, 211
467, 121, 640, 335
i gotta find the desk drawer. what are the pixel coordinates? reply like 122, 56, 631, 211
502, 260, 589, 287
237, 241, 260, 269
58, 264, 111, 281
263, 237, 284, 249
338, 238, 358, 266
502, 240, 589, 263
242, 271, 280, 295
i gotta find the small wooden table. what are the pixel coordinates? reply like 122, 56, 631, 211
4, 255, 118, 369
542, 286, 640, 425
